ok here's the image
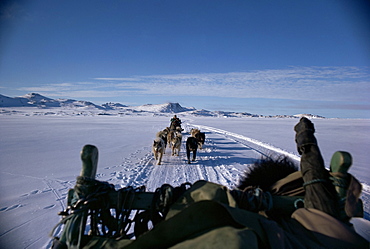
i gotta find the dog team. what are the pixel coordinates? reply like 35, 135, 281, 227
152, 115, 205, 165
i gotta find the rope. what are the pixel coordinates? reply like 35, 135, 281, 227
303, 178, 327, 187
52, 180, 193, 244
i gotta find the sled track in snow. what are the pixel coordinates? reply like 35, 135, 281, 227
191, 124, 301, 162
146, 123, 256, 190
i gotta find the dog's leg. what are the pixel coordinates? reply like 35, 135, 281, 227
192, 150, 197, 161
158, 151, 163, 165
156, 152, 161, 165
163, 137, 167, 154
187, 148, 191, 164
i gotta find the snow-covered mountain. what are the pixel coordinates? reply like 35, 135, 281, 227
134, 102, 195, 113
0, 93, 324, 118
0, 93, 103, 109
101, 102, 128, 109
0, 93, 194, 113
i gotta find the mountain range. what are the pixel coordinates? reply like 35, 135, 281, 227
0, 93, 324, 118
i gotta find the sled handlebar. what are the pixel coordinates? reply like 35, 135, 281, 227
77, 144, 154, 210
80, 144, 98, 179
330, 151, 352, 174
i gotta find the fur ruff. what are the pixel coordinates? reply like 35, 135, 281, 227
237, 155, 298, 191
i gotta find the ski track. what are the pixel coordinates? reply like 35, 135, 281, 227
0, 177, 73, 215
0, 174, 75, 249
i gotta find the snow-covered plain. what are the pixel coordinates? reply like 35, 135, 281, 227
0, 106, 369, 248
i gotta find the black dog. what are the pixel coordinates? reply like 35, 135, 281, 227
195, 132, 205, 149
186, 137, 198, 164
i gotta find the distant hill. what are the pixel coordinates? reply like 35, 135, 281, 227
0, 93, 103, 109
0, 93, 325, 118
132, 103, 195, 113
0, 93, 197, 114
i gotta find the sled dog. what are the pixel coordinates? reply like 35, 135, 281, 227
195, 132, 205, 149
156, 130, 168, 153
163, 127, 171, 134
186, 136, 198, 164
190, 128, 206, 149
152, 137, 165, 165
167, 130, 175, 146
190, 128, 200, 137
171, 133, 182, 156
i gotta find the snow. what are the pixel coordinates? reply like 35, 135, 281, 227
0, 98, 369, 248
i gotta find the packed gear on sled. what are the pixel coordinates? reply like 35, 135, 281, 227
50, 118, 369, 249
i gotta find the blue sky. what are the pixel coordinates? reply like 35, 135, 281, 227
0, 0, 369, 118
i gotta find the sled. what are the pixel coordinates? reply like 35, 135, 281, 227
50, 145, 370, 249
50, 145, 194, 248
